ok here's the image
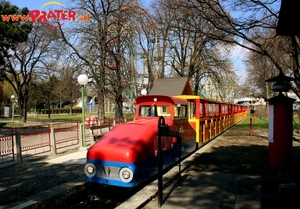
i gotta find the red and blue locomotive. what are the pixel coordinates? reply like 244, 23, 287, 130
84, 94, 197, 187
84, 78, 249, 187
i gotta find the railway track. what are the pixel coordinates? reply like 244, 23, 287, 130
57, 178, 151, 208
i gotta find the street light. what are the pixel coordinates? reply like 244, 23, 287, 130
177, 103, 181, 119
78, 74, 88, 147
141, 89, 147, 96
11, 95, 16, 122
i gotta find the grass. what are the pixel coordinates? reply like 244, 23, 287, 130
27, 113, 92, 122
0, 112, 136, 127
234, 112, 300, 133
234, 113, 269, 130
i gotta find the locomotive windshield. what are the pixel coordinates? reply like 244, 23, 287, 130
139, 105, 172, 117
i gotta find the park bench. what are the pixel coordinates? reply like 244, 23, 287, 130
89, 124, 112, 141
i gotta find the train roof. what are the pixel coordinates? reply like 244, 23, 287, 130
135, 95, 188, 105
149, 77, 193, 96
174, 95, 200, 100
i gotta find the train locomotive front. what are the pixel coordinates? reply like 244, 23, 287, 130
84, 95, 197, 187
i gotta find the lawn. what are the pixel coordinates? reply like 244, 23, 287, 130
27, 113, 94, 122
233, 113, 269, 130
0, 112, 135, 127
234, 112, 300, 133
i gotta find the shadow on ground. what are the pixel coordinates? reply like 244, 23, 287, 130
0, 156, 83, 206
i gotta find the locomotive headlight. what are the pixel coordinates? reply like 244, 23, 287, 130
84, 163, 97, 178
119, 167, 133, 183
123, 170, 131, 179
87, 166, 94, 173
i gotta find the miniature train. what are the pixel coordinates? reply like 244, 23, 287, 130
84, 93, 248, 188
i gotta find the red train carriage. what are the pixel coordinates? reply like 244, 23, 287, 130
84, 95, 197, 187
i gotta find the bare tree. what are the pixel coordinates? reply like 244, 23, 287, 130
186, 0, 300, 97
150, 0, 236, 96
244, 51, 276, 99
59, 0, 145, 121
1, 24, 59, 122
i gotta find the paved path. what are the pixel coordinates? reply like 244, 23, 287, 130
117, 137, 261, 209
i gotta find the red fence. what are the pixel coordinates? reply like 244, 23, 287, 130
20, 129, 51, 158
52, 122, 80, 151
0, 122, 83, 165
0, 129, 14, 164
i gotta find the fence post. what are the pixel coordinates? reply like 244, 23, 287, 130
15, 132, 22, 164
249, 118, 253, 136
90, 128, 94, 143
177, 131, 183, 186
157, 116, 165, 207
50, 124, 57, 155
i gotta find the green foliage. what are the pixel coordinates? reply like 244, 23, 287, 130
0, 1, 32, 68
0, 1, 32, 44
124, 112, 135, 121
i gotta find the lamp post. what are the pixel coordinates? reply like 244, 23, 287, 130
78, 74, 88, 147
11, 95, 16, 122
265, 73, 295, 169
177, 103, 181, 118
141, 89, 147, 96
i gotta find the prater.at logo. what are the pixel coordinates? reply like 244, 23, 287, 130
1, 1, 91, 28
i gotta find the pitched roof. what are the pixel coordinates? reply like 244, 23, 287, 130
149, 77, 193, 96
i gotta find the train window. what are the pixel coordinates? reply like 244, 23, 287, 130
208, 104, 213, 116
189, 102, 195, 118
200, 103, 203, 117
157, 106, 171, 117
139, 105, 171, 117
140, 105, 153, 116
215, 104, 219, 116
174, 105, 187, 119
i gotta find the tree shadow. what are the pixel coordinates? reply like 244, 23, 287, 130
160, 142, 300, 209
0, 156, 83, 206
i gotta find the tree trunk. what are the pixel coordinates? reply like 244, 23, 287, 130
97, 90, 105, 123
114, 92, 124, 123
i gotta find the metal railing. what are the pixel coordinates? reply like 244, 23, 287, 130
0, 122, 84, 165
0, 129, 14, 164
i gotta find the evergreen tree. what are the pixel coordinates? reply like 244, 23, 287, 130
0, 1, 32, 68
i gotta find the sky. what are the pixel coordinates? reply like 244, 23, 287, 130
10, 0, 151, 10
230, 46, 247, 83
10, 0, 46, 10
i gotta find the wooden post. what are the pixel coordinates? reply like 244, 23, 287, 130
50, 125, 57, 155
249, 118, 252, 136
15, 132, 22, 163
